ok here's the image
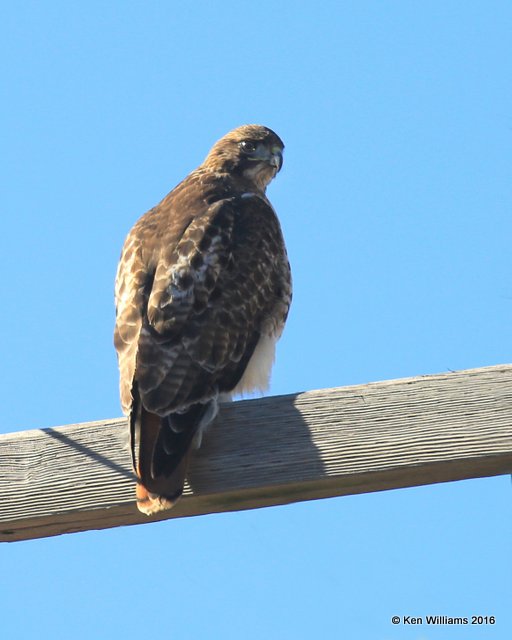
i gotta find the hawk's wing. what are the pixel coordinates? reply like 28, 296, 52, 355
115, 193, 290, 414
114, 192, 291, 512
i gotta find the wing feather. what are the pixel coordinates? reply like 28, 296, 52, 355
147, 197, 284, 413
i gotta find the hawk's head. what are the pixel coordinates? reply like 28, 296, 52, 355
203, 125, 284, 192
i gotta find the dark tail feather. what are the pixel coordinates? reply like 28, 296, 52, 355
151, 402, 213, 477
130, 395, 215, 515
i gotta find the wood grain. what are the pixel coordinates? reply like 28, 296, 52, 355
1, 364, 511, 542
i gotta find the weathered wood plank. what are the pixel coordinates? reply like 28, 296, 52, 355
1, 365, 511, 542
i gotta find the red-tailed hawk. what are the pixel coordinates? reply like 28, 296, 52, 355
114, 125, 292, 515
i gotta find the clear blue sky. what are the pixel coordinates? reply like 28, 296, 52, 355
1, 2, 511, 638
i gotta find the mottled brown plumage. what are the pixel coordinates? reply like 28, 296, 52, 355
114, 125, 291, 514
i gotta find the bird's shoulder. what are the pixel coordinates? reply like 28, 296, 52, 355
124, 170, 275, 263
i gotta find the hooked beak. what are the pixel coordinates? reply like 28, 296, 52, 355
248, 143, 284, 177
269, 148, 283, 172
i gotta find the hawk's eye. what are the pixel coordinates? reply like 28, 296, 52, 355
240, 140, 256, 153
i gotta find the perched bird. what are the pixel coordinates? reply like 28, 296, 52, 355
114, 125, 292, 515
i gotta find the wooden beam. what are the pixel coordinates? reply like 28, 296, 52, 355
1, 365, 511, 543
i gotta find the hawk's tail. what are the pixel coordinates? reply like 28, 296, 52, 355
131, 395, 218, 516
